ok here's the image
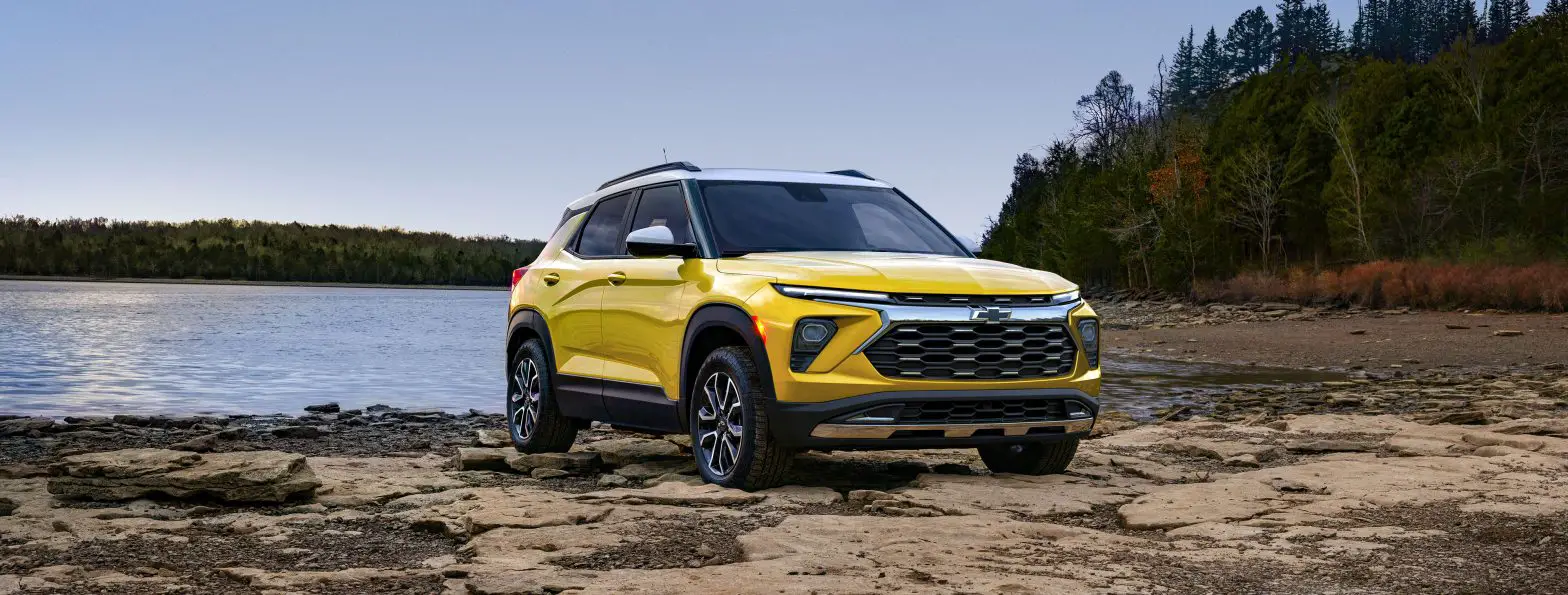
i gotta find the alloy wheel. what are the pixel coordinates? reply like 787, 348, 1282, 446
510, 357, 542, 441
695, 372, 744, 477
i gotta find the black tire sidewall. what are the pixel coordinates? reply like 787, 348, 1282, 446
690, 348, 759, 486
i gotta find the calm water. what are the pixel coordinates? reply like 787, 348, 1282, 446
0, 280, 1338, 418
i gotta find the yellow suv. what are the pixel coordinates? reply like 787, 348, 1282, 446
506, 163, 1099, 490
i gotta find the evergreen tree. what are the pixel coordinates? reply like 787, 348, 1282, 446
1444, 0, 1481, 45
1484, 0, 1532, 42
1278, 0, 1342, 61
1197, 27, 1229, 100
1169, 29, 1199, 109
1310, 2, 1346, 54
1353, 0, 1391, 58
1547, 0, 1568, 16
1276, 0, 1310, 60
1224, 7, 1278, 77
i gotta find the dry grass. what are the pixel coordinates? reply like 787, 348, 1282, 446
1195, 261, 1568, 311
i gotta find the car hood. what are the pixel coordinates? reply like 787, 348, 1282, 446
715, 252, 1077, 295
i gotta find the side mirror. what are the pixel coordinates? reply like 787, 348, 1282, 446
626, 226, 699, 258
956, 235, 982, 254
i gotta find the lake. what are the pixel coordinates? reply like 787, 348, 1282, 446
0, 280, 1336, 418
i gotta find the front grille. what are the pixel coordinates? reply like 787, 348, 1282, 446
864, 323, 1077, 380
895, 399, 1067, 424
889, 293, 1064, 306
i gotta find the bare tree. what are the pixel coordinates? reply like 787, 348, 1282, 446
1517, 106, 1568, 198
1074, 71, 1141, 161
1311, 91, 1375, 258
1401, 146, 1492, 255
1435, 35, 1491, 126
1228, 143, 1285, 267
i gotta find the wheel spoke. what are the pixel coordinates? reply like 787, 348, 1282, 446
695, 372, 745, 477
512, 357, 544, 440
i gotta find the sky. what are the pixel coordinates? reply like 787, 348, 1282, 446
1, 0, 1364, 242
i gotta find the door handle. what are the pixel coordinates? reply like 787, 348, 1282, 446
542, 273, 560, 286
606, 272, 627, 286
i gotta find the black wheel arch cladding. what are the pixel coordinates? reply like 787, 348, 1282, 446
679, 303, 774, 432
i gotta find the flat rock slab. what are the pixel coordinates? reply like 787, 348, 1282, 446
311, 455, 464, 507
454, 448, 513, 472
579, 438, 681, 467
1119, 478, 1279, 530
48, 449, 319, 503
507, 452, 600, 473
613, 459, 697, 480
1164, 438, 1282, 461
569, 481, 763, 507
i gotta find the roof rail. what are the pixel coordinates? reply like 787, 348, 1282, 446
599, 162, 701, 190
826, 169, 874, 180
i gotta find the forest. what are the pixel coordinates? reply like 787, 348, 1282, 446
980, 0, 1568, 308
0, 216, 543, 286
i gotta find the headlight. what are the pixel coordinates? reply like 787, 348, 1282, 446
773, 284, 892, 303
789, 318, 838, 372
1050, 290, 1081, 305
1077, 318, 1099, 368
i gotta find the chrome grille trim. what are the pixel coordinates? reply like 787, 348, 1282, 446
820, 300, 1082, 355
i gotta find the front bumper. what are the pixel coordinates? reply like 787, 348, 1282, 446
768, 388, 1097, 450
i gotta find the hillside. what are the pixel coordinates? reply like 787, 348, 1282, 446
981, 2, 1568, 301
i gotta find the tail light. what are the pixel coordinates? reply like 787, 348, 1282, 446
510, 267, 528, 290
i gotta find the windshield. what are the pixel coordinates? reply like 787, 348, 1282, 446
698, 181, 967, 257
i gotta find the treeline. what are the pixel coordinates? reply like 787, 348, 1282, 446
0, 216, 543, 286
982, 1, 1568, 294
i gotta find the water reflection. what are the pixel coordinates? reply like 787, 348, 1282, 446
1, 281, 502, 416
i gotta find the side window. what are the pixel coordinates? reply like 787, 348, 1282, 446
575, 192, 633, 257
629, 185, 694, 244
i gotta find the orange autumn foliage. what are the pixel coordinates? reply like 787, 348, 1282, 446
1194, 261, 1568, 311
1147, 147, 1208, 206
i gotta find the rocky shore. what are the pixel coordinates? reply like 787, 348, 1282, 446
1, 306, 1565, 594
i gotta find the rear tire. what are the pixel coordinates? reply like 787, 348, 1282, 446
978, 439, 1079, 475
508, 339, 577, 453
689, 346, 792, 490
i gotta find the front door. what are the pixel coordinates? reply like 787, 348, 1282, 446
598, 183, 699, 432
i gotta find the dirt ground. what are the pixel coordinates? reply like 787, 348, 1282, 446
1, 304, 1565, 594
1107, 308, 1568, 371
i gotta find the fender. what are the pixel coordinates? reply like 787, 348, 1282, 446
678, 303, 775, 432
509, 307, 609, 422
506, 308, 555, 375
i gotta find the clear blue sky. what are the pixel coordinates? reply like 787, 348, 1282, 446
2, 1, 1362, 241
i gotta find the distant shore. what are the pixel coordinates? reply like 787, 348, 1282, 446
0, 275, 509, 291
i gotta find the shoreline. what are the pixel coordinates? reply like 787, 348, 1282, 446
0, 274, 509, 291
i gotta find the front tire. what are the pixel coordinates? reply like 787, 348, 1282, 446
978, 439, 1079, 475
689, 346, 792, 490
508, 339, 577, 453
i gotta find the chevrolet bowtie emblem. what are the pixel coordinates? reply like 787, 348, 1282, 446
970, 306, 1012, 323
